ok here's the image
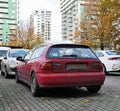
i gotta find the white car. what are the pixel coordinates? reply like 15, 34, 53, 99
95, 50, 120, 75
1, 48, 29, 78
0, 47, 11, 69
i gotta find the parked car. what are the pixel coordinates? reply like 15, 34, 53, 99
16, 43, 105, 96
0, 47, 11, 69
95, 50, 120, 75
1, 48, 29, 78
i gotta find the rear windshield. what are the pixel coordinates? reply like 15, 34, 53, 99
8, 49, 28, 58
105, 51, 120, 55
0, 50, 8, 57
47, 46, 97, 59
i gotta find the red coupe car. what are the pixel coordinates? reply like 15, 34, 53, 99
16, 43, 105, 96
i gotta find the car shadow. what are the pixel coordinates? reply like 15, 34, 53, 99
106, 73, 120, 76
38, 87, 102, 98
19, 81, 102, 98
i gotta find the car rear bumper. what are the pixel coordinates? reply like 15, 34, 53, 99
36, 72, 105, 88
108, 70, 120, 75
7, 67, 16, 75
106, 63, 120, 72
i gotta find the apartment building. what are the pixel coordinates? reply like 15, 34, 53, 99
0, 0, 19, 45
30, 10, 51, 41
60, 0, 99, 42
60, 0, 84, 42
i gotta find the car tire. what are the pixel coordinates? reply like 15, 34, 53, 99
1, 70, 5, 76
31, 72, 40, 97
15, 70, 21, 83
4, 67, 9, 79
86, 85, 101, 93
103, 64, 108, 75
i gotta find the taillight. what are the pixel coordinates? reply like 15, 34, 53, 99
92, 62, 103, 70
40, 62, 61, 70
52, 63, 61, 70
41, 62, 52, 70
108, 57, 120, 60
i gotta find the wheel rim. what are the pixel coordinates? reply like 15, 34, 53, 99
31, 75, 36, 93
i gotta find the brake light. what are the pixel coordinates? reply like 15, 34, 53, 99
92, 62, 103, 70
40, 62, 61, 70
108, 57, 120, 60
41, 62, 52, 70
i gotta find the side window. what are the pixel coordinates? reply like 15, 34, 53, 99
30, 46, 46, 59
24, 48, 36, 60
96, 52, 104, 57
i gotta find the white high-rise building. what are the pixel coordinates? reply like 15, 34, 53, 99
0, 0, 19, 45
60, 0, 85, 42
30, 10, 51, 41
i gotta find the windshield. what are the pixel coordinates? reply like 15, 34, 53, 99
47, 46, 97, 59
105, 51, 120, 55
0, 50, 8, 57
8, 49, 28, 58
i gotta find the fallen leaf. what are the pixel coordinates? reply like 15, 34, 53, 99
83, 99, 90, 102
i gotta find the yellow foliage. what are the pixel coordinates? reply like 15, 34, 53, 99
73, 0, 120, 50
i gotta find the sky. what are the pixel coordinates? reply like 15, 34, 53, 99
19, 0, 62, 41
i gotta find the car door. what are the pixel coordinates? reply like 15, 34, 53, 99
18, 48, 35, 82
25, 45, 46, 82
1, 52, 9, 73
1, 56, 7, 73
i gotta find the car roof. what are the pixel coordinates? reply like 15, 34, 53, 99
40, 43, 90, 48
9, 48, 28, 50
0, 47, 11, 50
8, 48, 29, 52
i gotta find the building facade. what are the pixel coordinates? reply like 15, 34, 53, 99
60, 0, 85, 42
0, 0, 19, 45
30, 10, 51, 41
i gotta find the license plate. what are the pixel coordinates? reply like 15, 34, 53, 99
66, 63, 88, 70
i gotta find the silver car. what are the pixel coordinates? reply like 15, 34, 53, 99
1, 48, 29, 78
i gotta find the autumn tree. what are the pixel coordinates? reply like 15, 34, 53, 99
96, 0, 120, 50
17, 20, 44, 49
74, 0, 120, 50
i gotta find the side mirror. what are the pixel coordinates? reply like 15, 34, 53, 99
4, 56, 7, 59
16, 56, 23, 61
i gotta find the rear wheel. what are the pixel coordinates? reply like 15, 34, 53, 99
86, 85, 101, 93
31, 72, 40, 97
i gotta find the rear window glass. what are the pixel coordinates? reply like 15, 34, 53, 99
95, 52, 104, 57
105, 51, 120, 55
47, 46, 97, 59
8, 49, 28, 58
0, 50, 8, 57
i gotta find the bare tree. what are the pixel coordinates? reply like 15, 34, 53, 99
17, 20, 44, 49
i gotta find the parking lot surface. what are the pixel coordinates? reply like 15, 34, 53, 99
0, 74, 120, 111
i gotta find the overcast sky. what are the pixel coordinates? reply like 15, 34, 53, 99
19, 0, 62, 41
